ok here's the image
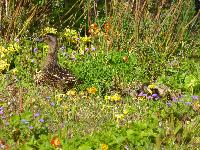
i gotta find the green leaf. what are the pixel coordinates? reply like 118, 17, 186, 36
184, 75, 198, 89
78, 144, 92, 150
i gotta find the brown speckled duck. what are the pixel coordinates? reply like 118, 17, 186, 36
34, 33, 81, 90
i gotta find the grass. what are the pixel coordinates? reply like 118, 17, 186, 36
0, 0, 200, 149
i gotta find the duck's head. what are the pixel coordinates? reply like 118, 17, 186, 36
43, 33, 57, 46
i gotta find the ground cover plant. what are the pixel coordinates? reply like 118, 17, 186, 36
0, 0, 200, 149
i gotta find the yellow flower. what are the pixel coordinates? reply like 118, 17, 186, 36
44, 27, 57, 34
81, 36, 91, 43
111, 93, 121, 101
148, 84, 156, 89
101, 144, 108, 150
87, 87, 97, 94
115, 114, 124, 120
193, 101, 200, 111
55, 94, 65, 102
104, 95, 111, 101
0, 46, 8, 58
147, 84, 156, 94
66, 90, 76, 96
0, 60, 10, 71
123, 109, 129, 115
7, 43, 19, 52
11, 68, 18, 75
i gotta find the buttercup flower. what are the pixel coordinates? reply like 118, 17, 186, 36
66, 90, 76, 96
87, 87, 97, 94
101, 144, 108, 150
111, 93, 121, 101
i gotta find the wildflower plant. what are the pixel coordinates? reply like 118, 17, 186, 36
0, 0, 200, 149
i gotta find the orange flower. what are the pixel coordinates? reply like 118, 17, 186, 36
88, 23, 99, 36
51, 137, 61, 148
103, 21, 111, 35
102, 144, 108, 150
87, 87, 97, 94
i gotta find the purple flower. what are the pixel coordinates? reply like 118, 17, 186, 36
92, 47, 96, 51
178, 94, 182, 99
1, 116, 6, 119
172, 97, 178, 103
71, 55, 76, 61
138, 92, 144, 96
5, 122, 9, 126
0, 110, 3, 115
166, 102, 171, 107
85, 47, 89, 51
152, 93, 159, 98
50, 102, 55, 106
76, 38, 80, 41
60, 45, 65, 51
14, 38, 19, 42
21, 119, 29, 124
34, 113, 40, 117
31, 59, 34, 63
0, 107, 3, 110
191, 95, 199, 101
143, 93, 147, 97
39, 118, 44, 123
33, 48, 37, 53
46, 96, 51, 100
29, 126, 33, 129
185, 102, 191, 105
147, 96, 152, 100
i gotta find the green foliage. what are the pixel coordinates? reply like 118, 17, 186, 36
0, 0, 200, 149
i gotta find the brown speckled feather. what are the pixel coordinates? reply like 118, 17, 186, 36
35, 33, 82, 90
